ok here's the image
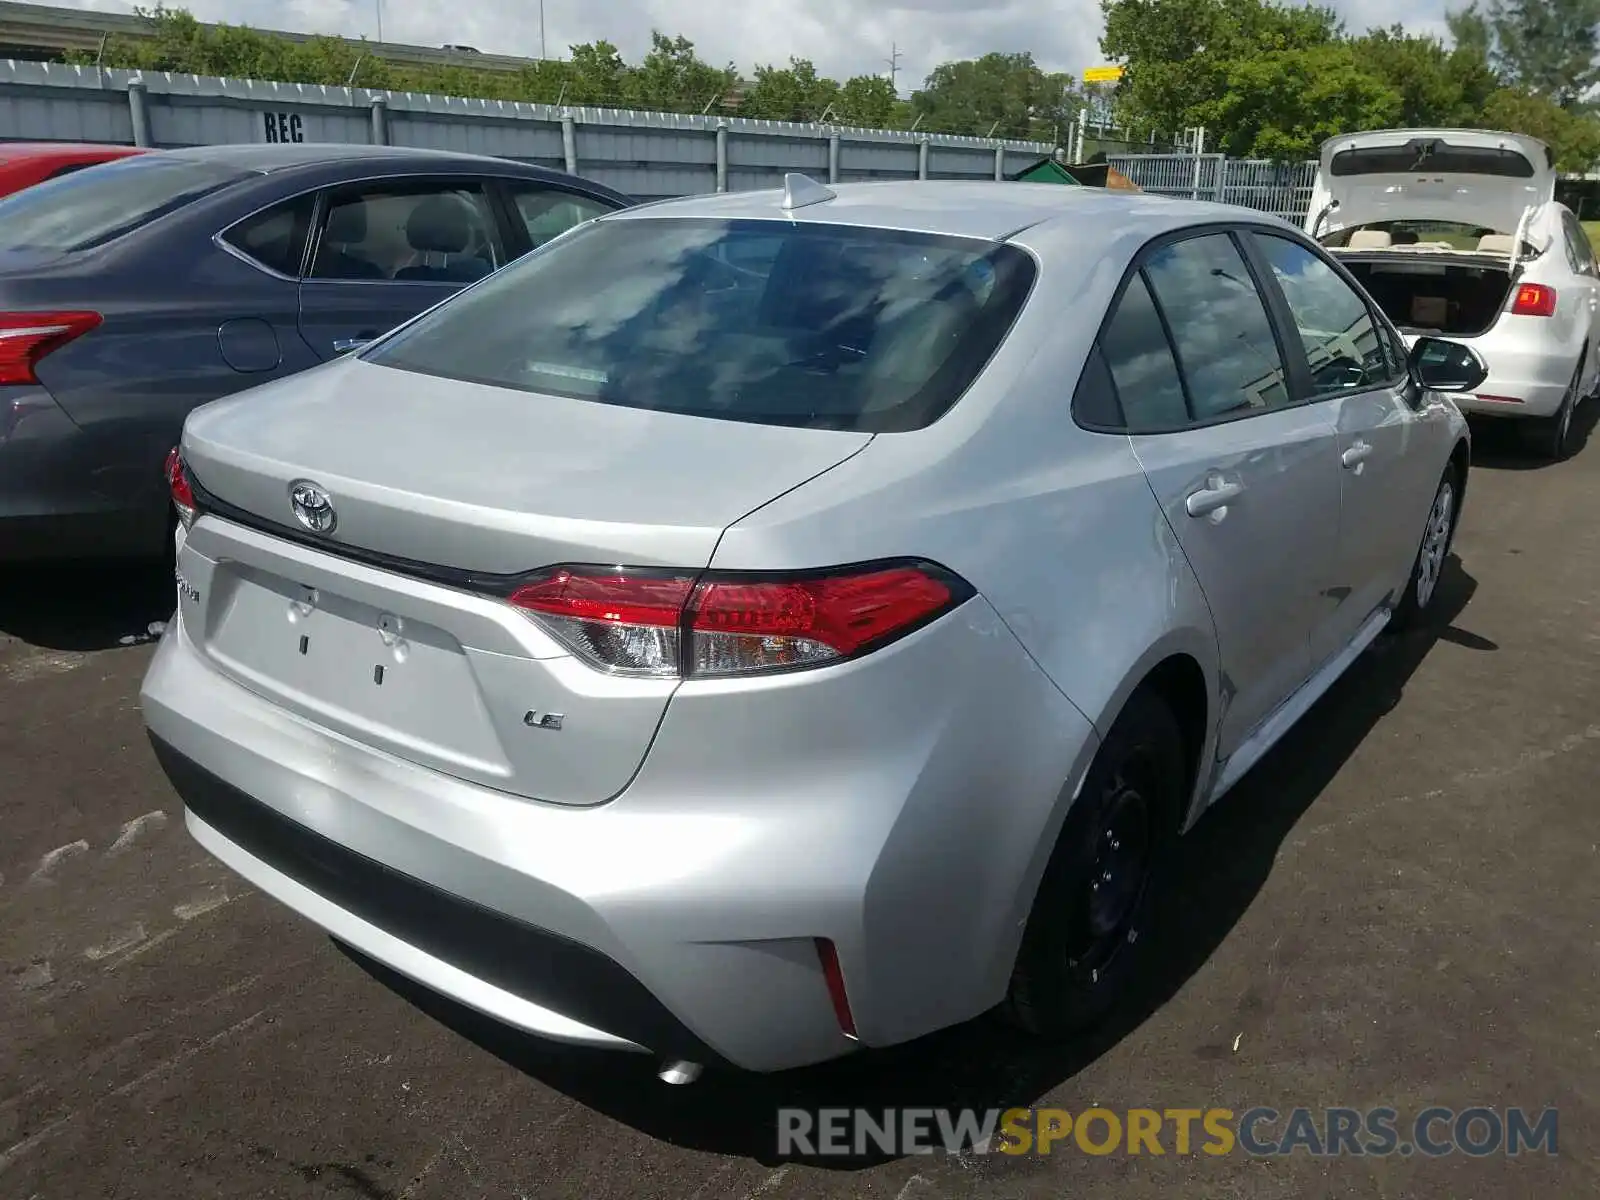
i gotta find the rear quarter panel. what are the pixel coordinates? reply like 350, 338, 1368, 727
709, 215, 1222, 804
704, 216, 1222, 997
29, 233, 316, 532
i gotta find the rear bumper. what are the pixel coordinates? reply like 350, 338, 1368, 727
140, 589, 1098, 1072
1448, 326, 1580, 418
154, 737, 719, 1062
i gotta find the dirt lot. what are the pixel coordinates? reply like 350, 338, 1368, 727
2, 415, 1598, 1199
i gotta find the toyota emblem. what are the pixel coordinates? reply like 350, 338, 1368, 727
288, 480, 336, 534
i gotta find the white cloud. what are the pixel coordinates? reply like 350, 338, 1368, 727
66, 0, 1453, 93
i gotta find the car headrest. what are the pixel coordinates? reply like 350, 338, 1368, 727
1346, 230, 1392, 249
324, 201, 367, 244
1476, 233, 1515, 254
405, 195, 473, 255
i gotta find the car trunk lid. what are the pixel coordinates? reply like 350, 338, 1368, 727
175, 356, 871, 804
1307, 129, 1555, 240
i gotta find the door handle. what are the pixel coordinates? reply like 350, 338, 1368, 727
1341, 440, 1373, 469
332, 336, 374, 353
1185, 476, 1242, 518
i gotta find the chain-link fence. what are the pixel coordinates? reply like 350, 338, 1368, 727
1107, 153, 1318, 225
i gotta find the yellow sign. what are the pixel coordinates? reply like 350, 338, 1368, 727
1083, 65, 1125, 83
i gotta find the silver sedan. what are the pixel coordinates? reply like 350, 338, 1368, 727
142, 175, 1479, 1076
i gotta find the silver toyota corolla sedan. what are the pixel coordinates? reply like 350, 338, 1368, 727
141, 175, 1482, 1077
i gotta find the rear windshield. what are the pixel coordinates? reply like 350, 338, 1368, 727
1323, 220, 1504, 248
363, 216, 1038, 433
0, 154, 251, 252
1329, 141, 1542, 178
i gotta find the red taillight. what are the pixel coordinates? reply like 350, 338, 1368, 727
688, 566, 958, 675
164, 446, 196, 528
506, 560, 968, 678
0, 310, 100, 385
815, 938, 858, 1040
507, 569, 696, 677
1511, 283, 1556, 317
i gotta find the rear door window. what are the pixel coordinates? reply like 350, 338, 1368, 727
220, 193, 316, 277
1098, 273, 1190, 430
362, 216, 1037, 433
1561, 212, 1596, 276
503, 181, 618, 251
1142, 233, 1292, 419
308, 182, 505, 283
0, 154, 252, 252
1329, 141, 1538, 178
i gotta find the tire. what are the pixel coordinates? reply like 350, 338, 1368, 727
1525, 360, 1580, 462
1390, 464, 1460, 633
1001, 688, 1185, 1039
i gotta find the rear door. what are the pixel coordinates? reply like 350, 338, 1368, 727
1114, 230, 1343, 757
1246, 229, 1436, 664
296, 177, 509, 360
1558, 209, 1600, 395
214, 191, 321, 379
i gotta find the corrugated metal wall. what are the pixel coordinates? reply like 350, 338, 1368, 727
0, 61, 1054, 199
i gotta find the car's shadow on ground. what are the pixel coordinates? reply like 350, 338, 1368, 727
340, 556, 1486, 1170
0, 559, 175, 651
1466, 397, 1599, 471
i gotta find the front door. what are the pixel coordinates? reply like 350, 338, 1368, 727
297, 178, 509, 360
1248, 231, 1434, 664
1109, 231, 1343, 758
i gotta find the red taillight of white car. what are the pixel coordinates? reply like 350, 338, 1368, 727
507, 560, 972, 678
164, 446, 197, 528
0, 310, 101, 385
1511, 283, 1557, 317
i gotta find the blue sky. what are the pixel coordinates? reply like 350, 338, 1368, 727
63, 0, 1455, 94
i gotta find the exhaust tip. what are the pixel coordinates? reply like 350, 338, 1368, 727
658, 1060, 702, 1085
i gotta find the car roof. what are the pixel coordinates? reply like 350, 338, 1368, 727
0, 141, 146, 159
605, 178, 1298, 243
153, 141, 566, 175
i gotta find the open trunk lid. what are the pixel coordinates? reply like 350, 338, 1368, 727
175, 356, 871, 805
1307, 128, 1555, 240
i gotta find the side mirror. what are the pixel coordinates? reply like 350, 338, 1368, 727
1408, 336, 1488, 393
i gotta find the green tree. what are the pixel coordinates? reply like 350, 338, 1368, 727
1352, 26, 1498, 127
910, 51, 1079, 139
740, 58, 840, 121
1451, 0, 1600, 108
835, 75, 899, 127
1199, 42, 1400, 158
1100, 0, 1342, 137
1482, 86, 1600, 168
626, 32, 736, 113
561, 41, 631, 105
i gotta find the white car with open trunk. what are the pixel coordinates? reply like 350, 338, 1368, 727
1307, 128, 1598, 459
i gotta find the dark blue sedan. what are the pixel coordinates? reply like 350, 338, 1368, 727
0, 143, 633, 561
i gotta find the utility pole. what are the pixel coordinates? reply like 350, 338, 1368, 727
885, 43, 902, 94
539, 0, 547, 59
